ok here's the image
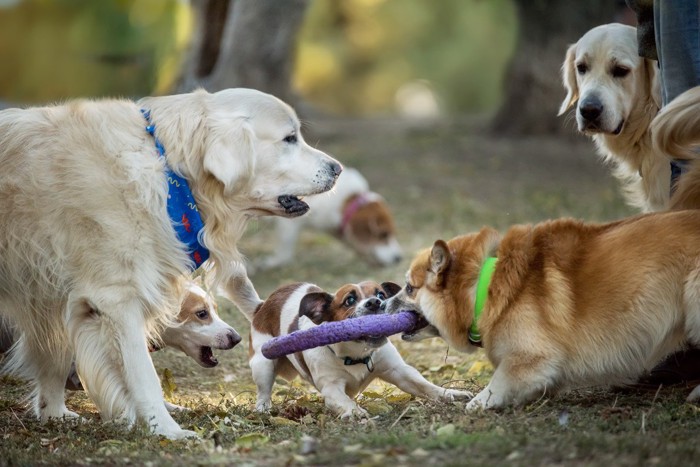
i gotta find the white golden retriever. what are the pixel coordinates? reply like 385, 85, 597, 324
0, 88, 341, 439
559, 23, 664, 212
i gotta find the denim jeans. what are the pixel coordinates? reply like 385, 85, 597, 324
654, 0, 700, 105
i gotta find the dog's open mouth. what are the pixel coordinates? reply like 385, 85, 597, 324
400, 313, 431, 340
278, 195, 310, 217
198, 346, 219, 367
612, 120, 624, 135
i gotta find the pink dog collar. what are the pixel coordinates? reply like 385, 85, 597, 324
339, 193, 375, 233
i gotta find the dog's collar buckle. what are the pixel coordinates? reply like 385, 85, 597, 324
343, 355, 374, 372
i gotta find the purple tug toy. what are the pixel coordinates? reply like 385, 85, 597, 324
261, 311, 421, 360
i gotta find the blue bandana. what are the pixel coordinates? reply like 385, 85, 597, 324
141, 109, 209, 270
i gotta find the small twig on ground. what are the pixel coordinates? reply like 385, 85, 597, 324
10, 408, 26, 431
390, 405, 412, 429
641, 384, 663, 434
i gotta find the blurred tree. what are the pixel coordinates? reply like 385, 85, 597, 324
490, 0, 620, 134
177, 0, 310, 105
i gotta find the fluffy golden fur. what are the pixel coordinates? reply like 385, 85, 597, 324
0, 88, 340, 438
386, 211, 700, 409
651, 86, 700, 210
559, 23, 665, 212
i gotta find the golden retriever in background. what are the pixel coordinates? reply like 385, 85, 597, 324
559, 23, 665, 212
386, 211, 700, 410
651, 86, 700, 210
0, 88, 341, 438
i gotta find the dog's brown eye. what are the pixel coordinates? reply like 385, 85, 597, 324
195, 310, 209, 320
283, 133, 297, 144
612, 66, 630, 78
576, 63, 587, 74
343, 295, 356, 307
376, 291, 386, 300
405, 283, 414, 295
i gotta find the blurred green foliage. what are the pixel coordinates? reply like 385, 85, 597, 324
0, 0, 516, 115
0, 0, 192, 103
295, 0, 517, 116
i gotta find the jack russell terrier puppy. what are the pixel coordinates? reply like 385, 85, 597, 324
229, 279, 470, 419
254, 167, 403, 271
1, 278, 240, 392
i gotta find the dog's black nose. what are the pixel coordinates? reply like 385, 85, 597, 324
328, 160, 343, 178
227, 329, 242, 348
579, 98, 603, 121
365, 297, 382, 313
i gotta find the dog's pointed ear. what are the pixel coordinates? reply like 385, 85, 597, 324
380, 282, 402, 298
299, 292, 333, 325
558, 43, 579, 116
204, 121, 255, 193
645, 58, 662, 110
429, 240, 451, 286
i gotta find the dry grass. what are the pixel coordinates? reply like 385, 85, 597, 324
2, 116, 699, 466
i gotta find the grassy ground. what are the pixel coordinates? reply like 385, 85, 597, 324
2, 116, 699, 466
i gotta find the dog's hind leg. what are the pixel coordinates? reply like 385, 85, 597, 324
66, 292, 195, 439
10, 332, 77, 421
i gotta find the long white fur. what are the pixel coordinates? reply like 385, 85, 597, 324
0, 88, 340, 439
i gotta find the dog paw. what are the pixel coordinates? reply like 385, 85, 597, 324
443, 389, 473, 402
687, 385, 700, 402
255, 400, 272, 413
159, 428, 199, 440
339, 406, 369, 420
466, 398, 484, 411
164, 401, 188, 413
40, 407, 80, 422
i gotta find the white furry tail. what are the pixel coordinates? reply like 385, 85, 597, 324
652, 86, 700, 160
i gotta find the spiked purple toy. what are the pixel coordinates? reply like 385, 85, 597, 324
261, 311, 421, 360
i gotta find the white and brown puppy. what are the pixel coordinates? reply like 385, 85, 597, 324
0, 88, 341, 439
559, 23, 665, 212
234, 281, 469, 419
386, 210, 700, 410
157, 278, 240, 368
255, 167, 403, 271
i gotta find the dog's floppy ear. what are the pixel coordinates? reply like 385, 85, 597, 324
203, 120, 255, 193
380, 282, 402, 298
645, 58, 662, 110
299, 292, 333, 325
558, 43, 579, 116
429, 239, 451, 286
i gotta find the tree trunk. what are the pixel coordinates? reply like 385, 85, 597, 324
177, 0, 310, 106
491, 0, 622, 135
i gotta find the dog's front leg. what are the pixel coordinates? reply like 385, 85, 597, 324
466, 360, 553, 411
250, 353, 276, 412
377, 347, 472, 402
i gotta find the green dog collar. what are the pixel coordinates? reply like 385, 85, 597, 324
469, 257, 497, 346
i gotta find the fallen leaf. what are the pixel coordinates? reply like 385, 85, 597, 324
235, 432, 269, 449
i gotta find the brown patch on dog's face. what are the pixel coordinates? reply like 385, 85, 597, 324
178, 291, 216, 325
343, 198, 403, 267
299, 281, 395, 325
